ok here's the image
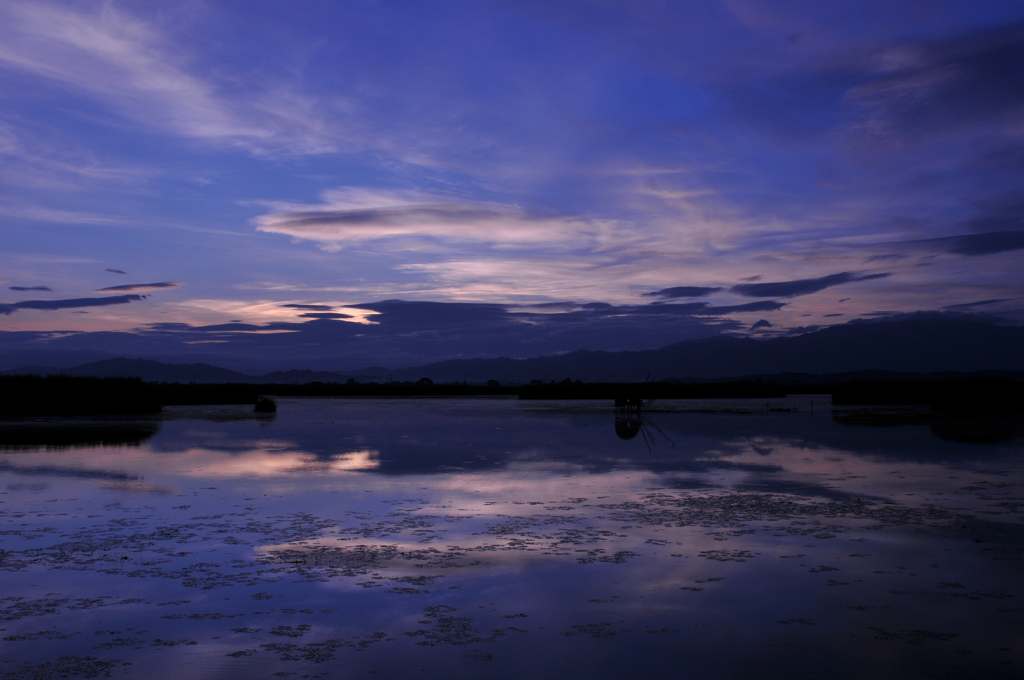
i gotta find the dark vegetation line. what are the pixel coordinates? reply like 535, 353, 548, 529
0, 375, 161, 416
0, 374, 1022, 416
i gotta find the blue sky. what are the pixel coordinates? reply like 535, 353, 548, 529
1, 1, 1023, 371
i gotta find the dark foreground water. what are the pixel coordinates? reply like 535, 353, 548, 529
0, 397, 1021, 680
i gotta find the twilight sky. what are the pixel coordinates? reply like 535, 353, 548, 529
2, 0, 1024, 371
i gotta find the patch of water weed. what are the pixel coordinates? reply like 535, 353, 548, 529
0, 656, 129, 680
269, 625, 311, 638
594, 492, 966, 531
404, 606, 494, 646
561, 622, 618, 638
92, 639, 145, 650
699, 550, 759, 562
867, 628, 959, 644
482, 515, 584, 538
2, 486, 993, 602
385, 587, 427, 594
337, 515, 449, 541
389, 575, 443, 586
2, 632, 77, 642
257, 544, 399, 573
225, 650, 257, 658
148, 639, 196, 647
259, 632, 389, 662
0, 597, 131, 623
575, 550, 640, 564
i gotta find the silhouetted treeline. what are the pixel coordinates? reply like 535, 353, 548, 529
149, 380, 790, 403
149, 375, 1024, 410
831, 376, 1024, 411
831, 379, 1024, 445
0, 420, 162, 450
152, 381, 522, 404
516, 381, 787, 400
4, 374, 1022, 416
0, 375, 161, 416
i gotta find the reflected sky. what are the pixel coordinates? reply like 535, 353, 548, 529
0, 398, 1021, 679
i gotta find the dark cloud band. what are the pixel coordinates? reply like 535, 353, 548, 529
298, 312, 352, 319
731, 272, 891, 298
0, 295, 791, 371
96, 282, 181, 293
642, 286, 722, 299
941, 231, 1024, 256
281, 303, 335, 311
703, 301, 786, 314
0, 295, 148, 315
942, 298, 1012, 310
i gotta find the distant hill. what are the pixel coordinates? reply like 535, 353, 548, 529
4, 318, 1023, 384
382, 318, 1024, 382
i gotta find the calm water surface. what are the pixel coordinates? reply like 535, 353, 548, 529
1, 397, 1021, 679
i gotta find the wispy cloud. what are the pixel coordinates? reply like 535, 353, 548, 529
0, 203, 125, 225
0, 118, 153, 192
255, 188, 613, 251
9, 286, 51, 292
0, 3, 247, 137
841, 23, 1024, 145
0, 1, 345, 156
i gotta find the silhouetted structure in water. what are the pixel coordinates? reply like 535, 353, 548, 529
612, 396, 675, 451
614, 396, 644, 411
613, 385, 647, 441
254, 396, 277, 413
614, 414, 642, 440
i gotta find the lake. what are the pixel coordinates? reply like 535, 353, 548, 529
1, 397, 1021, 679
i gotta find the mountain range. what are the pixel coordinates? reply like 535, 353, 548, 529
5, 317, 1023, 383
